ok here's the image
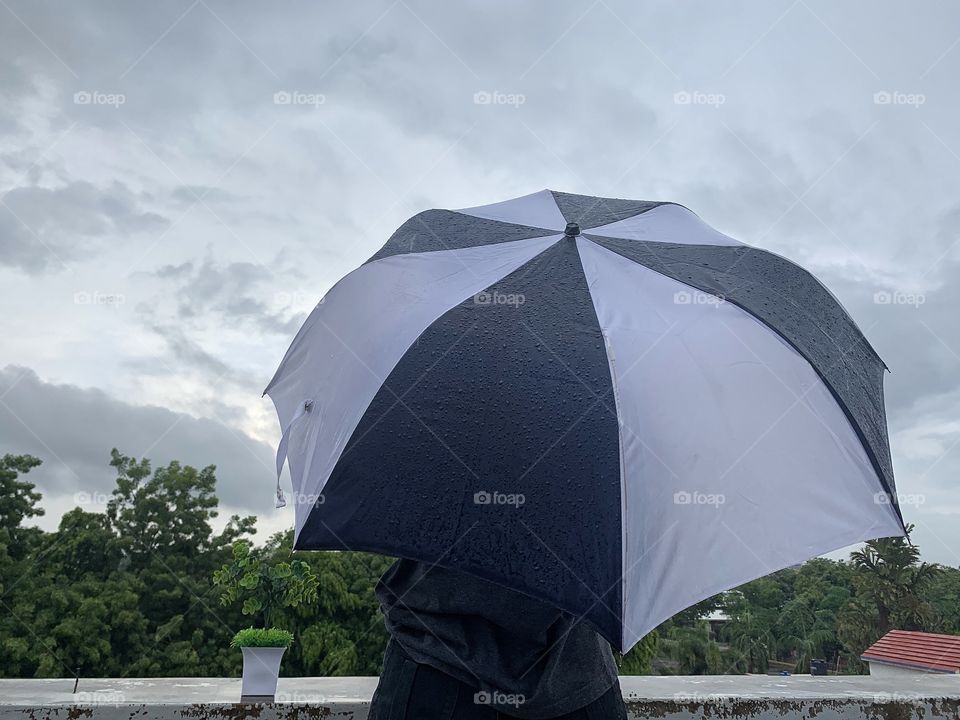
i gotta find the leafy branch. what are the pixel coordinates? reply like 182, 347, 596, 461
213, 541, 318, 629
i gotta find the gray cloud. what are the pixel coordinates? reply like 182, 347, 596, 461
146, 256, 308, 334
0, 181, 167, 273
170, 185, 243, 208
1, 1, 959, 563
0, 365, 274, 513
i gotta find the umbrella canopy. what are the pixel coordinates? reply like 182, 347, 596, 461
265, 189, 906, 652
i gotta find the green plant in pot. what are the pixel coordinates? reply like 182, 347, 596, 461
213, 541, 318, 699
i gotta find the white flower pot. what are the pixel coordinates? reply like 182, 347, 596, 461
240, 646, 286, 699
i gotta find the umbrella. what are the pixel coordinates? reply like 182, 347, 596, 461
264, 189, 906, 652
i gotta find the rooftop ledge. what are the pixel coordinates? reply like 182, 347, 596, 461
2, 675, 959, 719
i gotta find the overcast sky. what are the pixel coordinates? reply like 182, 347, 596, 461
2, 1, 959, 564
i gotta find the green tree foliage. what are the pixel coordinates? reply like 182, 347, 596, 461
0, 455, 45, 595
925, 568, 960, 634
848, 525, 942, 634
263, 532, 395, 675
619, 632, 658, 675
0, 450, 389, 678
1, 450, 958, 678
833, 525, 943, 671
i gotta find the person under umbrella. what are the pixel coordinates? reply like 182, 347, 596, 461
266, 190, 905, 718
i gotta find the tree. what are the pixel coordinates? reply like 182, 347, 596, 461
726, 606, 773, 673
263, 532, 396, 675
106, 449, 254, 568
776, 594, 836, 672
776, 559, 853, 670
0, 454, 44, 570
924, 566, 960, 634
0, 455, 44, 524
669, 623, 712, 675
1, 504, 148, 678
720, 573, 794, 674
619, 631, 658, 675
849, 525, 942, 634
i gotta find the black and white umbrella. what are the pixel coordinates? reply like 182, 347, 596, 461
265, 190, 905, 652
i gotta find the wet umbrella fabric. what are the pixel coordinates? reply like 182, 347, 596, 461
264, 190, 905, 652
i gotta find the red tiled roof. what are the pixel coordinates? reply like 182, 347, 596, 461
861, 630, 960, 673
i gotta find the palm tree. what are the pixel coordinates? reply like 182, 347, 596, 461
777, 595, 836, 671
727, 607, 773, 673
619, 631, 659, 675
849, 524, 942, 634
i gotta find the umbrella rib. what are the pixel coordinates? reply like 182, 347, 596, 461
515, 318, 682, 484
314, 315, 481, 480
327, 319, 482, 458
516, 519, 680, 674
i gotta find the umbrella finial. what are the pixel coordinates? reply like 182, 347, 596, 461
564, 222, 581, 237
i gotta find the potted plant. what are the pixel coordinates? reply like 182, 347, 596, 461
213, 541, 318, 699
